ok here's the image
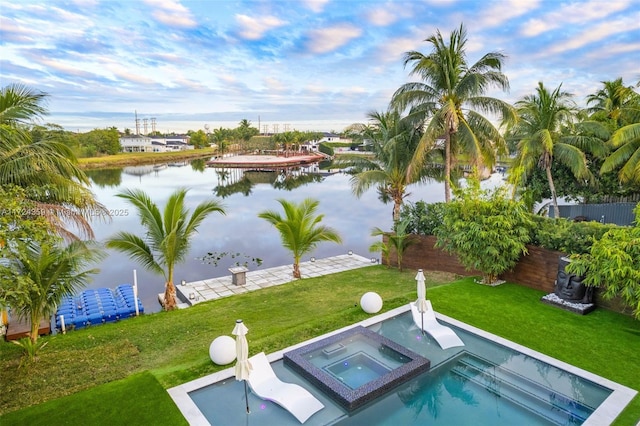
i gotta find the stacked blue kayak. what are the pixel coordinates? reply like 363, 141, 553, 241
55, 284, 144, 330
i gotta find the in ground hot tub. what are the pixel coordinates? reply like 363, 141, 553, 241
283, 325, 430, 411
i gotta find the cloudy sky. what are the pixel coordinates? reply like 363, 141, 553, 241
2, 0, 639, 134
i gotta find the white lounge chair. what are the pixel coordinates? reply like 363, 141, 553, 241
247, 352, 324, 424
410, 301, 465, 350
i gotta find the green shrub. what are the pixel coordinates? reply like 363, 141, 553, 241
529, 216, 617, 254
567, 205, 640, 318
400, 201, 446, 235
318, 142, 334, 156
402, 199, 618, 255
434, 178, 533, 284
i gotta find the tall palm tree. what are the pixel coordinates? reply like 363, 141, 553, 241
344, 109, 432, 222
105, 188, 225, 310
258, 198, 342, 278
586, 78, 640, 128
0, 240, 104, 344
391, 24, 515, 201
0, 83, 108, 240
508, 82, 597, 218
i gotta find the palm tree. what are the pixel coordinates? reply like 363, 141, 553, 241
105, 188, 225, 310
0, 240, 104, 345
344, 109, 432, 222
391, 24, 515, 202
258, 198, 342, 278
601, 122, 640, 184
508, 82, 597, 218
370, 219, 415, 271
0, 83, 108, 240
586, 78, 640, 128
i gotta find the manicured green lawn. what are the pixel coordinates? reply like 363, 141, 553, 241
1, 267, 638, 425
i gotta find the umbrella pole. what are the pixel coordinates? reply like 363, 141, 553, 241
421, 312, 425, 335
244, 380, 250, 413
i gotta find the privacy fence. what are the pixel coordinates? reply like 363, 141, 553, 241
385, 235, 629, 315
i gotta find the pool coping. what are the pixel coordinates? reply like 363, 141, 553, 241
168, 304, 637, 426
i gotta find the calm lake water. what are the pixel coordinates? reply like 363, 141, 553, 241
84, 160, 449, 312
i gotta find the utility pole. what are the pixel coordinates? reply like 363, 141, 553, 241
135, 110, 140, 135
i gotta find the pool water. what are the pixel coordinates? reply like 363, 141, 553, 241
283, 325, 430, 411
178, 306, 633, 426
326, 352, 391, 389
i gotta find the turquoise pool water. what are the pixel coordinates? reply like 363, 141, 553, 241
179, 307, 633, 426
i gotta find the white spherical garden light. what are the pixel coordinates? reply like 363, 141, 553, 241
209, 335, 236, 365
360, 292, 383, 314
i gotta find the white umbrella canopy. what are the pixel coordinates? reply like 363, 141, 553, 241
233, 319, 252, 413
415, 269, 428, 334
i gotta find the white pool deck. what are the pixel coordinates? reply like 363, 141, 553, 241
168, 304, 637, 426
174, 253, 374, 307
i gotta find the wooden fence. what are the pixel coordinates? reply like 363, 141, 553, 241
384, 235, 629, 315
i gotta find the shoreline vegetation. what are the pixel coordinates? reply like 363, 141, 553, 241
77, 148, 218, 169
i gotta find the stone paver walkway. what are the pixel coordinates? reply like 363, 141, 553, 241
175, 254, 374, 307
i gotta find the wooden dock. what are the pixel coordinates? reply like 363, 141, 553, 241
5, 316, 50, 341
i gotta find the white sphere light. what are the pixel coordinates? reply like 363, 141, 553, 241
209, 335, 236, 365
360, 292, 383, 314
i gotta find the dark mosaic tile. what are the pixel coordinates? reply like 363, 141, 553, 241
283, 325, 431, 411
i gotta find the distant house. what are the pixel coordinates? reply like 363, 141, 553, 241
150, 135, 193, 151
119, 134, 193, 152
319, 132, 348, 143
120, 135, 153, 152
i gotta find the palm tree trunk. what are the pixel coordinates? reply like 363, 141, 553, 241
164, 281, 177, 310
444, 132, 452, 202
30, 311, 39, 345
164, 268, 177, 310
293, 260, 301, 279
546, 166, 561, 219
393, 198, 402, 223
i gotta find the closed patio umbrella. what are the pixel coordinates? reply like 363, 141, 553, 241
416, 269, 428, 335
233, 319, 252, 413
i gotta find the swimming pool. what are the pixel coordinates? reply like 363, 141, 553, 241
169, 305, 636, 425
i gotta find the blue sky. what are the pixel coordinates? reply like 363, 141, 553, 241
1, 0, 639, 134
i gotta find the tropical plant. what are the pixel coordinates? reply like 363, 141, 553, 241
11, 337, 49, 366
586, 77, 640, 128
370, 218, 415, 271
567, 204, 640, 318
0, 240, 104, 345
601, 123, 640, 185
434, 176, 533, 284
105, 188, 225, 310
391, 23, 516, 202
0, 83, 109, 240
258, 198, 342, 278
399, 201, 447, 235
507, 82, 606, 218
342, 109, 433, 222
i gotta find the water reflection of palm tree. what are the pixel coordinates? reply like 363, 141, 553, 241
397, 366, 478, 420
397, 377, 444, 419
214, 176, 253, 198
272, 170, 324, 190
